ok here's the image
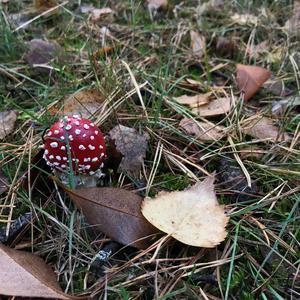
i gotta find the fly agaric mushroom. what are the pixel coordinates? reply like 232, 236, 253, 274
43, 115, 106, 186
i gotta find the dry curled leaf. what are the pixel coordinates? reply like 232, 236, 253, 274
214, 36, 236, 58
49, 89, 105, 119
192, 97, 233, 116
190, 30, 206, 58
68, 187, 157, 249
142, 175, 229, 247
91, 7, 114, 22
175, 93, 210, 107
0, 110, 17, 140
241, 116, 291, 142
0, 244, 69, 299
109, 125, 149, 176
179, 118, 226, 141
236, 64, 271, 101
25, 39, 63, 74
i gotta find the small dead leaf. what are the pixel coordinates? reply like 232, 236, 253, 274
241, 116, 291, 142
190, 30, 206, 58
146, 0, 168, 19
192, 97, 233, 117
91, 7, 114, 22
0, 110, 17, 140
25, 39, 63, 74
68, 187, 157, 249
284, 1, 300, 33
175, 93, 210, 107
231, 13, 258, 25
0, 244, 69, 299
109, 125, 150, 176
142, 175, 229, 247
179, 118, 226, 141
215, 36, 237, 58
263, 79, 293, 97
246, 40, 269, 59
34, 0, 57, 11
0, 169, 9, 195
272, 96, 300, 115
49, 89, 105, 119
236, 64, 271, 101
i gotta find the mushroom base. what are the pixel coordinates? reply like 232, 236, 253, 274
54, 169, 105, 189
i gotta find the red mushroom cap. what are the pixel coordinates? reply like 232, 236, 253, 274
43, 115, 106, 175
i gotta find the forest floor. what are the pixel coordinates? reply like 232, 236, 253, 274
0, 0, 299, 299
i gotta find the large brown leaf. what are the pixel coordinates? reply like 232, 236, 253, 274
236, 64, 271, 101
67, 187, 158, 249
0, 244, 69, 299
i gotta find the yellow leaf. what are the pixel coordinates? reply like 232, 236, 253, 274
142, 176, 229, 248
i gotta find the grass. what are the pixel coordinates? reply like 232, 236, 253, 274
0, 0, 299, 299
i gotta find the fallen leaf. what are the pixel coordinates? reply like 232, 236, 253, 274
192, 97, 233, 116
284, 1, 300, 33
179, 118, 226, 141
231, 13, 258, 25
197, 0, 224, 15
190, 30, 206, 58
241, 116, 291, 142
214, 36, 236, 58
80, 5, 94, 13
0, 244, 69, 299
175, 93, 210, 107
91, 7, 114, 22
218, 159, 259, 202
246, 40, 268, 59
0, 110, 17, 140
146, 0, 168, 19
236, 64, 271, 101
263, 79, 293, 97
67, 187, 157, 249
49, 89, 105, 119
0, 169, 9, 195
25, 39, 63, 74
34, 0, 57, 11
272, 96, 300, 115
142, 175, 229, 247
109, 125, 150, 176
